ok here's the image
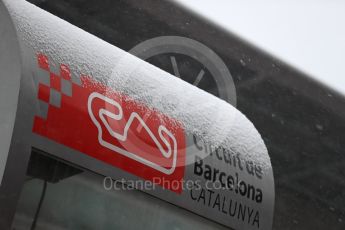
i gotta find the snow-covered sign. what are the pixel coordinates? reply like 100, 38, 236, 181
1, 0, 275, 229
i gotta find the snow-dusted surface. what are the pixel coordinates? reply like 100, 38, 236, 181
4, 0, 271, 170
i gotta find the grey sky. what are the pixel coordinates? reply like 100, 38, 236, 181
174, 0, 345, 95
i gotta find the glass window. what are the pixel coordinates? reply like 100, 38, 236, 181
13, 151, 229, 230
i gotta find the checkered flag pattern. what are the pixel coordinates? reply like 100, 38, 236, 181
34, 53, 81, 119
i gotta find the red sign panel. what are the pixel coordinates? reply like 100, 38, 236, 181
33, 54, 186, 193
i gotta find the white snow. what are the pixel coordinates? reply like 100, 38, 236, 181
3, 0, 271, 171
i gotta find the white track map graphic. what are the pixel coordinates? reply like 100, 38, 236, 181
88, 92, 178, 175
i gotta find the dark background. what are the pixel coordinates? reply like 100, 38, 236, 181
27, 0, 345, 229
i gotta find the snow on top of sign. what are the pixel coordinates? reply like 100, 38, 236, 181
4, 0, 271, 171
